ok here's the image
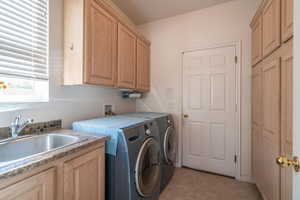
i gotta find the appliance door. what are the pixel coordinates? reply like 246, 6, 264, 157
135, 138, 160, 197
163, 126, 176, 165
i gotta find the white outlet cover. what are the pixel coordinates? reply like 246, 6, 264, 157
103, 104, 115, 115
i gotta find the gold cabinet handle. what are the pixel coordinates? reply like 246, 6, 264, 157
183, 114, 189, 118
276, 156, 300, 172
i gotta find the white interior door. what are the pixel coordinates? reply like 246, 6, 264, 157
182, 45, 237, 177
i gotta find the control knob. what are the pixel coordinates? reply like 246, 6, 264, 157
145, 129, 151, 135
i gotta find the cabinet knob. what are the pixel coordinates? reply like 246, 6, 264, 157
183, 114, 189, 118
70, 44, 74, 51
276, 156, 300, 172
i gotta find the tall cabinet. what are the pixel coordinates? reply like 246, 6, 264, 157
64, 0, 151, 92
250, 0, 293, 199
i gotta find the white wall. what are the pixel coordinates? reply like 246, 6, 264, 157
0, 0, 136, 128
136, 0, 261, 181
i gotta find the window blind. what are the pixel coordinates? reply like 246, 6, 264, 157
0, 0, 48, 81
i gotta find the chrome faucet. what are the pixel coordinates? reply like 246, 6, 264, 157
10, 115, 34, 138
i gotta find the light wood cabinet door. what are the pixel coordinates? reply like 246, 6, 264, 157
251, 64, 264, 190
251, 64, 262, 126
281, 0, 293, 43
261, 55, 281, 200
251, 64, 262, 183
85, 0, 117, 86
117, 23, 137, 89
0, 168, 55, 200
262, 0, 281, 57
251, 16, 263, 66
280, 40, 293, 200
252, 124, 262, 185
64, 148, 105, 200
136, 39, 150, 91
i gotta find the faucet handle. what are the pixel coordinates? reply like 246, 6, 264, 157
27, 118, 34, 124
13, 115, 21, 125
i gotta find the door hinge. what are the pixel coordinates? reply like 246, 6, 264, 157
234, 155, 237, 163
235, 56, 238, 64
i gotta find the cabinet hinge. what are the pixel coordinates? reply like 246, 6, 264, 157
235, 56, 238, 64
234, 155, 237, 163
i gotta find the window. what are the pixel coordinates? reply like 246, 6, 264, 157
0, 0, 49, 103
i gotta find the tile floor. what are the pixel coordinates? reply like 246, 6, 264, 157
159, 168, 262, 200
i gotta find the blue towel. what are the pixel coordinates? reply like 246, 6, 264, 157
72, 116, 147, 156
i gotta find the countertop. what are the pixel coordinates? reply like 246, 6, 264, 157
0, 129, 108, 180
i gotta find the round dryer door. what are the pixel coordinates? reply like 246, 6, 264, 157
163, 126, 176, 164
135, 138, 160, 197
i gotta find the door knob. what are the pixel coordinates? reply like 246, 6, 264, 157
276, 156, 300, 172
183, 114, 189, 118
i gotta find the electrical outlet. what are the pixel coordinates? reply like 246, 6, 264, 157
103, 104, 115, 116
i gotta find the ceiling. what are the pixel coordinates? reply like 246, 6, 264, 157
111, 0, 235, 25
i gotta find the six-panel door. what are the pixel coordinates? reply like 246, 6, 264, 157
136, 39, 150, 92
85, 0, 117, 86
117, 23, 137, 89
182, 45, 237, 177
0, 168, 55, 200
64, 148, 105, 200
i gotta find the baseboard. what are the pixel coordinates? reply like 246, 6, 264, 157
175, 161, 181, 168
237, 175, 255, 183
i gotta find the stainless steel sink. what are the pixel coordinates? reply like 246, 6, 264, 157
0, 134, 80, 165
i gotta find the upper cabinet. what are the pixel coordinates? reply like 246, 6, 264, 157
136, 39, 151, 92
117, 23, 137, 89
251, 15, 263, 66
262, 0, 281, 58
281, 0, 294, 43
64, 0, 151, 92
84, 0, 117, 86
251, 0, 293, 66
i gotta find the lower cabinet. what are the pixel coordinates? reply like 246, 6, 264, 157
64, 148, 105, 200
0, 168, 55, 200
0, 145, 105, 200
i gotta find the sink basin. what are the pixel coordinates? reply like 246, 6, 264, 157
0, 134, 80, 164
